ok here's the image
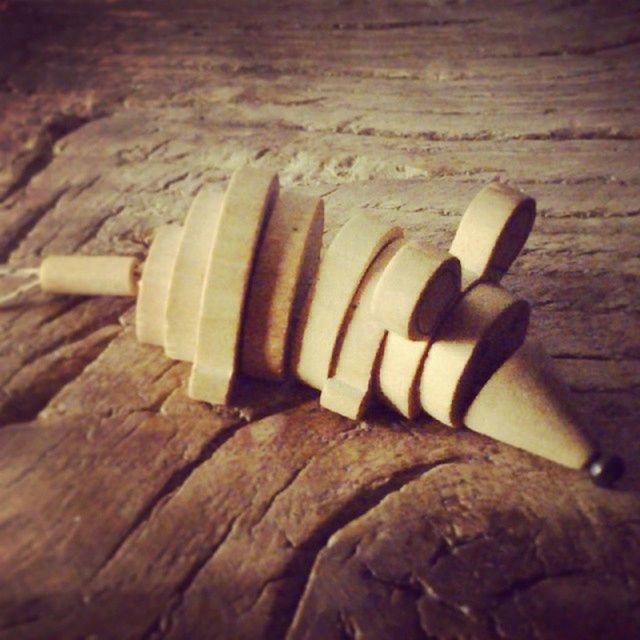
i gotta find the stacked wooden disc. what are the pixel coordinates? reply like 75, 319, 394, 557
136, 167, 324, 403
35, 167, 598, 472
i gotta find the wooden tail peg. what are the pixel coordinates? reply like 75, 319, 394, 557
464, 339, 623, 486
40, 255, 140, 297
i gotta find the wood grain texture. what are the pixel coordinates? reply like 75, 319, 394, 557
136, 226, 182, 347
241, 189, 324, 381
0, 1, 639, 639
189, 167, 278, 404
319, 241, 400, 420
164, 188, 223, 362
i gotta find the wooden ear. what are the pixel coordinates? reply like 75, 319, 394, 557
450, 181, 536, 283
189, 167, 278, 405
164, 188, 223, 362
292, 213, 402, 390
420, 283, 530, 427
371, 242, 461, 340
320, 241, 401, 420
464, 339, 595, 469
136, 225, 182, 347
241, 189, 324, 382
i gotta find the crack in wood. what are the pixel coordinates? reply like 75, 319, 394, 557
1, 1, 639, 637
552, 352, 640, 363
243, 17, 485, 33
337, 609, 357, 640
141, 515, 240, 640
248, 465, 308, 538
89, 418, 249, 584
214, 116, 640, 144
3, 300, 130, 388
539, 35, 640, 57
1, 430, 72, 489
120, 405, 355, 638
0, 326, 121, 428
0, 188, 70, 262
0, 113, 97, 203
491, 568, 586, 605
241, 423, 362, 543
69, 211, 121, 253
549, 209, 640, 220
278, 457, 466, 640
90, 392, 318, 596
35, 297, 87, 329
357, 563, 439, 640
427, 532, 489, 570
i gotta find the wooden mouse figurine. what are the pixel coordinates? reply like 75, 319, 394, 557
0, 168, 624, 487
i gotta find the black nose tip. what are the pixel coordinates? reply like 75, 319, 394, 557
588, 454, 625, 489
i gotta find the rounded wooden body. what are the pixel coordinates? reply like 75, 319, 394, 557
164, 188, 223, 362
241, 189, 324, 381
136, 226, 183, 346
320, 241, 400, 420
377, 331, 430, 419
420, 283, 530, 427
292, 213, 402, 390
189, 168, 278, 405
371, 243, 461, 339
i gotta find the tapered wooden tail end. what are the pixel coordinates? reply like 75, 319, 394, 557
464, 339, 624, 487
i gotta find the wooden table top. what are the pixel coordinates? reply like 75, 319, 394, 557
1, 1, 639, 638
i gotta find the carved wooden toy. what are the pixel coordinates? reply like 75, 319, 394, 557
0, 168, 624, 488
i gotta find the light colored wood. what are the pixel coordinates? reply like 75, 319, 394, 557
371, 242, 461, 339
292, 213, 402, 390
40, 255, 139, 297
376, 331, 430, 419
464, 339, 596, 469
135, 225, 182, 347
420, 283, 530, 427
3, 4, 640, 639
320, 241, 400, 420
189, 167, 278, 405
460, 267, 484, 294
164, 188, 223, 362
450, 181, 536, 283
241, 189, 324, 381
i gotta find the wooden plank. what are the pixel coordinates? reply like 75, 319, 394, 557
0, 1, 639, 639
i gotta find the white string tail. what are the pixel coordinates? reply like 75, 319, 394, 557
0, 264, 41, 307
0, 280, 41, 306
0, 266, 40, 278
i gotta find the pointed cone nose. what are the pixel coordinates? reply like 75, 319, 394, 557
463, 339, 595, 470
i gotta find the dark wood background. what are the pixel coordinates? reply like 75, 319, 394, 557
1, 1, 639, 638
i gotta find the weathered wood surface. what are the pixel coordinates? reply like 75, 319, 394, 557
1, 1, 639, 638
